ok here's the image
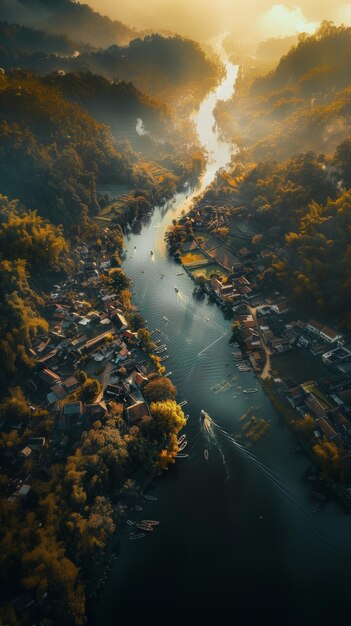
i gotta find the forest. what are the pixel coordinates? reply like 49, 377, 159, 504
213, 22, 351, 324
0, 0, 137, 47
0, 20, 221, 104
216, 22, 351, 159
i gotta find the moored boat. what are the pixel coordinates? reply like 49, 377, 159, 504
135, 522, 154, 533
129, 532, 145, 540
204, 449, 209, 460
177, 434, 186, 445
243, 388, 258, 394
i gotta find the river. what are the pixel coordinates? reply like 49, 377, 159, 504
95, 60, 351, 626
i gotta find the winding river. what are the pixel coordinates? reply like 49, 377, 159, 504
95, 60, 351, 626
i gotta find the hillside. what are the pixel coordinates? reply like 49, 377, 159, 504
216, 22, 351, 159
0, 0, 137, 47
0, 27, 221, 104
0, 71, 136, 225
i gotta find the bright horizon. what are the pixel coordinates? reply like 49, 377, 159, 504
87, 0, 351, 43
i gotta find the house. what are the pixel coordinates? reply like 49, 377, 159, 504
304, 395, 328, 420
126, 401, 149, 424
63, 401, 83, 427
317, 417, 339, 442
270, 301, 289, 314
62, 376, 79, 393
319, 326, 343, 344
271, 337, 290, 352
287, 386, 304, 408
117, 346, 130, 361
122, 329, 138, 344
306, 320, 323, 335
322, 346, 351, 366
297, 336, 310, 348
36, 349, 59, 367
48, 384, 67, 403
39, 368, 61, 386
260, 326, 274, 343
127, 371, 149, 389
79, 331, 113, 355
17, 484, 31, 498
111, 312, 128, 332
84, 402, 107, 418
19, 446, 32, 459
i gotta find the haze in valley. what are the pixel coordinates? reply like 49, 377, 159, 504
87, 0, 351, 42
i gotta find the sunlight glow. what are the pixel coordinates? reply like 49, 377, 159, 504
259, 4, 318, 37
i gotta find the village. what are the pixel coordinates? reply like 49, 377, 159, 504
1, 229, 171, 507
171, 202, 351, 496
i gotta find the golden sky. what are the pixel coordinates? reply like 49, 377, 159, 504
87, 1, 351, 41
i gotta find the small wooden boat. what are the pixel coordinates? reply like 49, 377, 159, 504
129, 533, 145, 540
204, 449, 209, 461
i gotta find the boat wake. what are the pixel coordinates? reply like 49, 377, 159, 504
206, 416, 338, 555
201, 411, 230, 481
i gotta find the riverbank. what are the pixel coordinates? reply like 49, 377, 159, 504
92, 54, 351, 626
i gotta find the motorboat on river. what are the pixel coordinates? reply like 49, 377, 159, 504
243, 388, 258, 394
174, 286, 179, 293
200, 409, 206, 420
204, 449, 209, 461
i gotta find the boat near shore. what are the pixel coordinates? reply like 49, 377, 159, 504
129, 533, 145, 540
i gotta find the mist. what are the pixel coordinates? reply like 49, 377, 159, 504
87, 0, 351, 43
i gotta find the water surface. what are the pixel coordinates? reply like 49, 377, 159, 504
95, 60, 351, 626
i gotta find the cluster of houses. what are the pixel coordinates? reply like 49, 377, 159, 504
3, 233, 155, 505
280, 377, 351, 453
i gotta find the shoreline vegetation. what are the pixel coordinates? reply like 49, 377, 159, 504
0, 11, 223, 621
3, 4, 351, 624
164, 22, 351, 513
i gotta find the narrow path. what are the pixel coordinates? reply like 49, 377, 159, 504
96, 361, 113, 402
248, 305, 272, 379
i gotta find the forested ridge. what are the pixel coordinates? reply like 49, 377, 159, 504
0, 0, 137, 47
214, 22, 351, 325
217, 22, 351, 159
